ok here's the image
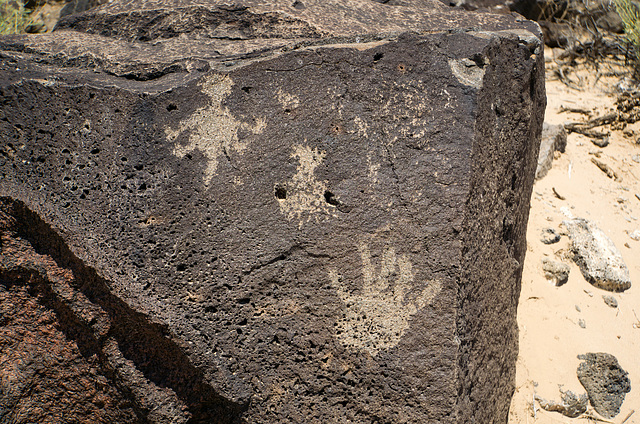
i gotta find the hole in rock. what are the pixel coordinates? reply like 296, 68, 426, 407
274, 185, 287, 200
166, 103, 177, 112
324, 191, 340, 206
373, 52, 384, 61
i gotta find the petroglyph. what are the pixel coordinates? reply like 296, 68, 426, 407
330, 243, 442, 356
449, 57, 486, 89
276, 144, 335, 228
166, 74, 265, 185
276, 89, 300, 110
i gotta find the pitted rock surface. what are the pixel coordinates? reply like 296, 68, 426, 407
577, 353, 631, 419
0, 1, 545, 422
563, 218, 631, 292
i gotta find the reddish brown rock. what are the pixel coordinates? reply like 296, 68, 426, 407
0, 0, 545, 422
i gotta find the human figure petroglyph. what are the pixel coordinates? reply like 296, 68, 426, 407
167, 74, 265, 186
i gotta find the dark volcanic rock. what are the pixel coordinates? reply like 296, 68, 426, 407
577, 353, 631, 419
0, 199, 243, 424
0, 1, 545, 422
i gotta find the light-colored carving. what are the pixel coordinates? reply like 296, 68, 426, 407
330, 242, 441, 356
277, 144, 335, 228
367, 153, 380, 184
276, 89, 300, 110
448, 58, 486, 89
166, 74, 265, 185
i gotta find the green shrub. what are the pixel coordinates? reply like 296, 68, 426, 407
0, 0, 28, 35
614, 0, 640, 73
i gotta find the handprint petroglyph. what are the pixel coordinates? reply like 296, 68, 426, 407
330, 242, 442, 356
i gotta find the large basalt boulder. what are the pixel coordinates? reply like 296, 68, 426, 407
0, 1, 545, 422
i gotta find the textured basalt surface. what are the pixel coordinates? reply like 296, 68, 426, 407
0, 1, 545, 422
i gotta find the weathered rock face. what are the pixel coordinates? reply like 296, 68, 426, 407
0, 1, 545, 422
577, 353, 631, 419
564, 218, 631, 292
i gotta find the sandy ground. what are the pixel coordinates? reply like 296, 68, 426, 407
508, 56, 640, 423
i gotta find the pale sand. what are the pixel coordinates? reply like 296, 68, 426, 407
508, 61, 640, 423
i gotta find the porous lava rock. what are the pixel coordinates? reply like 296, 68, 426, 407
563, 218, 631, 292
0, 1, 545, 422
577, 353, 631, 419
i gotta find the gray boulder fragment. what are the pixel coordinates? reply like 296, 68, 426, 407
535, 123, 567, 180
540, 227, 561, 244
542, 258, 570, 286
577, 353, 631, 419
602, 295, 618, 308
563, 218, 631, 292
536, 390, 588, 418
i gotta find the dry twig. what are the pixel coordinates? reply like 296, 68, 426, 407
552, 187, 566, 200
577, 410, 614, 423
559, 105, 593, 115
591, 158, 621, 181
621, 409, 635, 424
565, 113, 618, 131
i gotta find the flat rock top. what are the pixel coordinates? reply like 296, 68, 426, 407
0, 0, 540, 85
55, 0, 534, 41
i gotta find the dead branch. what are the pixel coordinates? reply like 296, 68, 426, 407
565, 113, 618, 131
552, 187, 566, 200
559, 105, 593, 115
591, 158, 621, 181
